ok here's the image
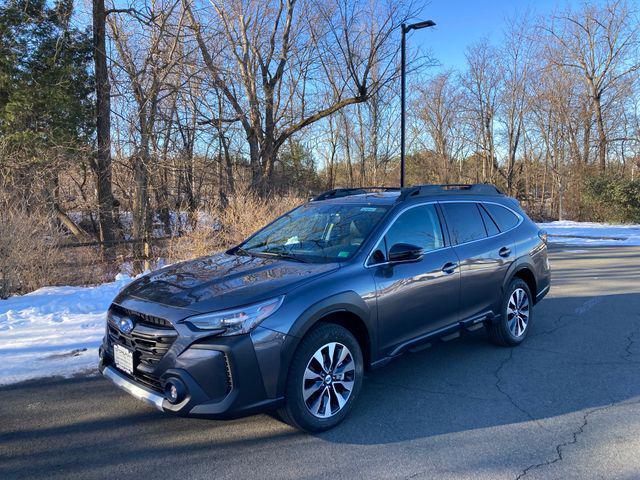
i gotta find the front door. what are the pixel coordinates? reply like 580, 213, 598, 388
370, 203, 461, 355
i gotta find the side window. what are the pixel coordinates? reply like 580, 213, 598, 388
484, 203, 520, 231
441, 202, 487, 245
479, 204, 500, 236
370, 204, 444, 263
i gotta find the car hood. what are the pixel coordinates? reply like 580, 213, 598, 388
115, 253, 339, 313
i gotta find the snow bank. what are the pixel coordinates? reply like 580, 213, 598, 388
0, 274, 134, 385
537, 221, 640, 246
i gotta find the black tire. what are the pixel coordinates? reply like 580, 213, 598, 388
278, 323, 364, 432
487, 278, 533, 347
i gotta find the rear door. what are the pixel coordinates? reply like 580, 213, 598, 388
370, 203, 460, 354
439, 201, 516, 322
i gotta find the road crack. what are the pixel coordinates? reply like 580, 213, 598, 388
494, 348, 549, 431
531, 296, 607, 339
514, 405, 612, 480
529, 313, 579, 338
621, 316, 640, 362
623, 332, 636, 359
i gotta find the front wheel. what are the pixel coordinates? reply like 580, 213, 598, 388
279, 323, 363, 432
487, 278, 533, 346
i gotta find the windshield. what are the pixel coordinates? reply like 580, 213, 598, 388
237, 203, 390, 263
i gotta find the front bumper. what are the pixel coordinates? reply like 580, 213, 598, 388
102, 365, 164, 410
100, 311, 287, 419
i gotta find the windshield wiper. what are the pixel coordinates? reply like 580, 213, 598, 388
260, 250, 309, 263
235, 246, 256, 257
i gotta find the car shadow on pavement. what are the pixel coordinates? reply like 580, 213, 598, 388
318, 292, 640, 445
1, 291, 639, 478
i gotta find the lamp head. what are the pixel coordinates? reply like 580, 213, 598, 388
404, 20, 436, 32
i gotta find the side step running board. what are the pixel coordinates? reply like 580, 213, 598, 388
441, 331, 461, 341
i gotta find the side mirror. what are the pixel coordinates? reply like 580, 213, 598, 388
388, 243, 424, 263
370, 249, 386, 264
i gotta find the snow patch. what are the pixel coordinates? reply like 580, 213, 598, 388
537, 221, 640, 246
0, 275, 134, 385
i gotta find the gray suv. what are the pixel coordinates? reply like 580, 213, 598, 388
99, 184, 550, 432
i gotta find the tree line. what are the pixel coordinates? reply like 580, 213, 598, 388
1, 0, 639, 265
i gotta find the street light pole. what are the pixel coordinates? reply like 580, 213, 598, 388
400, 20, 436, 188
401, 24, 407, 188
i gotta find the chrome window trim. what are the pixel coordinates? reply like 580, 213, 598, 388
364, 199, 524, 268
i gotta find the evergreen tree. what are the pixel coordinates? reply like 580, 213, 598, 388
0, 0, 93, 180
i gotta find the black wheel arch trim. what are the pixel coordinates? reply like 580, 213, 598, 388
276, 291, 374, 398
502, 258, 538, 302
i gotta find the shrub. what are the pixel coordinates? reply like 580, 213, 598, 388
584, 175, 640, 223
0, 207, 64, 298
0, 204, 114, 298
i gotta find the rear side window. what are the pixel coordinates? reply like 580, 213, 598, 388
484, 203, 520, 231
441, 203, 487, 245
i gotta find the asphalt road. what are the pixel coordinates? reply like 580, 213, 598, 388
2, 246, 640, 480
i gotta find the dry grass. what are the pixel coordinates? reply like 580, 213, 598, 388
0, 206, 114, 298
166, 186, 304, 263
0, 188, 305, 297
0, 207, 64, 298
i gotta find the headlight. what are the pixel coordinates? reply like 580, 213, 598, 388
183, 296, 284, 336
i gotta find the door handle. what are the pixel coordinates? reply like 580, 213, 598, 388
499, 247, 511, 258
442, 262, 458, 274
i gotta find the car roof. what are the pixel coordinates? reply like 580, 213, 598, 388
310, 184, 511, 208
314, 191, 401, 206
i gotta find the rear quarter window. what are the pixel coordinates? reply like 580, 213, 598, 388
483, 203, 520, 231
478, 204, 500, 236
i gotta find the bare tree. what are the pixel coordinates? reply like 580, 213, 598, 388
544, 0, 640, 172
500, 15, 534, 194
181, 0, 412, 192
461, 41, 502, 182
108, 0, 185, 264
416, 71, 464, 183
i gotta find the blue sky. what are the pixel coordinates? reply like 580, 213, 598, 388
410, 0, 583, 70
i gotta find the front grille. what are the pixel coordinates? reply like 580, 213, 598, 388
110, 304, 173, 329
107, 308, 178, 391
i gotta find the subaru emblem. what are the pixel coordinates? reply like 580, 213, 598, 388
117, 317, 134, 334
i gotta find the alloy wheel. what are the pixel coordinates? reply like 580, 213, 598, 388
507, 287, 530, 337
302, 342, 355, 418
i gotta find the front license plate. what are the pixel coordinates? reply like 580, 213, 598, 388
113, 344, 134, 375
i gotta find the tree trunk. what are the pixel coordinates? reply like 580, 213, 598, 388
92, 0, 116, 261
261, 139, 276, 194
222, 135, 234, 196
131, 153, 150, 272
155, 171, 172, 236
593, 95, 607, 172
248, 132, 262, 190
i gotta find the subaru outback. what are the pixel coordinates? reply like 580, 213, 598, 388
99, 184, 550, 432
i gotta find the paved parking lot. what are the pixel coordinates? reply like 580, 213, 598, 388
2, 246, 640, 479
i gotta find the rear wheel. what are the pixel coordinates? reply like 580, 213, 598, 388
487, 278, 533, 346
279, 323, 363, 432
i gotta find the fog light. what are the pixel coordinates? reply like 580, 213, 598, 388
164, 379, 186, 404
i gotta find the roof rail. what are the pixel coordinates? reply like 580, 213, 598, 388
397, 183, 503, 201
311, 186, 401, 202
